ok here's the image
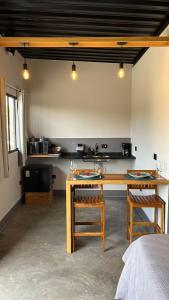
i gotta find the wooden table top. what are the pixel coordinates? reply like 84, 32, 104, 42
66, 173, 169, 185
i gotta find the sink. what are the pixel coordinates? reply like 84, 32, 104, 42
83, 154, 110, 158
82, 154, 110, 161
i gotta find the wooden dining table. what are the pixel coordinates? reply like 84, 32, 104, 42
66, 173, 169, 254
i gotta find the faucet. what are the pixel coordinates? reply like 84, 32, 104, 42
94, 143, 99, 155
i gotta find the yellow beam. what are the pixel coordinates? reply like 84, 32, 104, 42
0, 36, 169, 48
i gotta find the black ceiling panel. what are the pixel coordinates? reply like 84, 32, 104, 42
0, 0, 169, 64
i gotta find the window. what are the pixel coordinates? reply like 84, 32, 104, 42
6, 94, 18, 152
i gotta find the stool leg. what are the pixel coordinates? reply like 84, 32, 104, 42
126, 200, 129, 240
163, 203, 165, 233
161, 205, 164, 233
154, 207, 158, 233
101, 205, 105, 252
73, 206, 75, 252
129, 204, 133, 244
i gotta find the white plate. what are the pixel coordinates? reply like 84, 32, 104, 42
78, 172, 100, 179
128, 172, 152, 179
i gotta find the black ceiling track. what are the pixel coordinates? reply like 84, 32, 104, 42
1, 0, 169, 64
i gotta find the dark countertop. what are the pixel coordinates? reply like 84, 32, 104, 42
61, 152, 136, 160
27, 152, 136, 160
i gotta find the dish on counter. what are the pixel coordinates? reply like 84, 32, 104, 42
48, 153, 61, 157
128, 172, 153, 179
77, 172, 101, 179
73, 171, 104, 180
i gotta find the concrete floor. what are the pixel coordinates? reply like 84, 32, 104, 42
0, 196, 129, 300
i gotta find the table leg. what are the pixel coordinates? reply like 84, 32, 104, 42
66, 182, 72, 254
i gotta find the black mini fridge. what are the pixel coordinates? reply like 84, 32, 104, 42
22, 164, 53, 193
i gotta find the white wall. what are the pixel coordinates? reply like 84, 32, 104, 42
0, 152, 21, 220
26, 60, 133, 191
131, 48, 169, 171
131, 28, 169, 231
0, 48, 24, 221
26, 60, 132, 138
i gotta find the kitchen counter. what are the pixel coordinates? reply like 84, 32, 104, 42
28, 152, 136, 160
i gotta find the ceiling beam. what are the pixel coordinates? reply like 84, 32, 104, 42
0, 36, 169, 48
22, 56, 134, 64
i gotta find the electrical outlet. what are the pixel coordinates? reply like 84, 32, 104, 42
135, 146, 137, 151
153, 153, 157, 160
101, 144, 108, 149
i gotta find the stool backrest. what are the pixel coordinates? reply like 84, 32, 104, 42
127, 170, 158, 193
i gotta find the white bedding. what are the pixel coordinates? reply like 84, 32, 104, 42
115, 234, 169, 300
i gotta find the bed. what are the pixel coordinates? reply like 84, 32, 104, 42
115, 234, 169, 300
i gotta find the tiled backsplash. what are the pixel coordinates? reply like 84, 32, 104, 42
49, 138, 131, 153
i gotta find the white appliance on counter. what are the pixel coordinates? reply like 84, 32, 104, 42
76, 144, 85, 154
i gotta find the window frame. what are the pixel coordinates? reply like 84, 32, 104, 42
6, 93, 18, 153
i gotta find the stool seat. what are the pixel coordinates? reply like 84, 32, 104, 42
74, 195, 104, 207
129, 193, 165, 208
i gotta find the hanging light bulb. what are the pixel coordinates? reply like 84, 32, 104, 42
71, 62, 78, 80
69, 42, 79, 80
22, 43, 30, 80
118, 62, 125, 79
22, 59, 30, 80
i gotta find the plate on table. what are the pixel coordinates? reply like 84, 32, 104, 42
128, 172, 153, 179
74, 172, 103, 180
78, 172, 100, 179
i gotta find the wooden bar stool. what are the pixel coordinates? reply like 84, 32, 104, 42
127, 170, 165, 244
72, 170, 105, 252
